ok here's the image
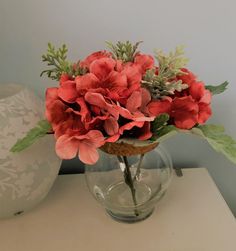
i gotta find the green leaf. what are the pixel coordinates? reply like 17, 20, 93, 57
192, 124, 236, 165
10, 120, 52, 152
150, 114, 178, 142
205, 81, 228, 95
151, 113, 170, 133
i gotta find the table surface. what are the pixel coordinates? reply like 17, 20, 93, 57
0, 168, 235, 251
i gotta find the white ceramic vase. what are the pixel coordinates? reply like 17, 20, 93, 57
0, 84, 61, 218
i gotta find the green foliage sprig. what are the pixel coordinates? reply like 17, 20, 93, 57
142, 46, 189, 99
40, 43, 87, 80
106, 41, 142, 62
40, 43, 72, 80
142, 68, 189, 99
155, 45, 189, 80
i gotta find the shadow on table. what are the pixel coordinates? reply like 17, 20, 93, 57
59, 158, 85, 174
58, 158, 198, 175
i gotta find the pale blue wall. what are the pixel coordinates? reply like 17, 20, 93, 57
1, 0, 236, 215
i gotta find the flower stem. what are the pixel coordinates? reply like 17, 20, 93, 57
122, 156, 139, 216
134, 154, 144, 181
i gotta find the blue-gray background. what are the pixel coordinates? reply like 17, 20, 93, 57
1, 0, 236, 215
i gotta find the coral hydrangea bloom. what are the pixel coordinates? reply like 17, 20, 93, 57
171, 72, 212, 129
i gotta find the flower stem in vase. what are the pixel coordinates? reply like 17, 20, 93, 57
134, 154, 144, 182
122, 156, 139, 216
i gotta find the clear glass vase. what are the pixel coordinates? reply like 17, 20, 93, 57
85, 143, 173, 223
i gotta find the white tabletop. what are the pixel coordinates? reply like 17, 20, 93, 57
0, 168, 235, 251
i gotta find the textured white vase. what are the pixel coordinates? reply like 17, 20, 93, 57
0, 84, 61, 218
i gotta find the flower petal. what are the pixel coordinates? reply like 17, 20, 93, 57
104, 117, 119, 136
198, 103, 212, 124
126, 91, 142, 113
174, 114, 198, 129
58, 81, 78, 103
80, 51, 111, 68
115, 60, 123, 72
85, 114, 108, 130
60, 74, 74, 86
76, 97, 91, 122
117, 106, 154, 122
55, 135, 79, 159
119, 121, 144, 135
85, 92, 119, 119
148, 99, 172, 116
134, 54, 155, 73
116, 105, 133, 120
189, 82, 205, 101
54, 112, 87, 139
108, 71, 127, 90
122, 64, 142, 86
199, 89, 212, 104
138, 122, 152, 140
177, 68, 196, 86
171, 96, 199, 129
46, 100, 68, 127
78, 142, 99, 165
75, 73, 100, 93
45, 87, 58, 106
106, 134, 120, 142
90, 58, 116, 81
85, 130, 105, 148
140, 88, 151, 112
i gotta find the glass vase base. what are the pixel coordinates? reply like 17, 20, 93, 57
106, 208, 154, 224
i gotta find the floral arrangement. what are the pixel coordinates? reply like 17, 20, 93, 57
11, 41, 236, 165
